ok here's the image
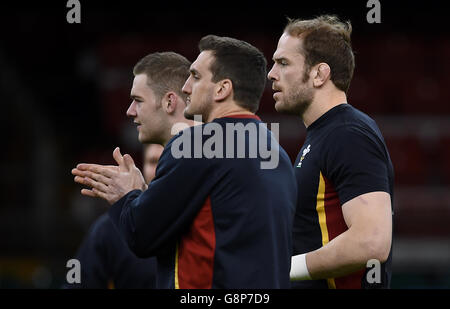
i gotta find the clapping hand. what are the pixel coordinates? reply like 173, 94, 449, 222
72, 147, 147, 205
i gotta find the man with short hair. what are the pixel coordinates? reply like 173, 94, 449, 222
268, 15, 394, 289
73, 37, 297, 288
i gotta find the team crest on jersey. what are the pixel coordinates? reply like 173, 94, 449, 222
296, 144, 311, 168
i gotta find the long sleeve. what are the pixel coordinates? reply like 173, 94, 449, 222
108, 138, 216, 258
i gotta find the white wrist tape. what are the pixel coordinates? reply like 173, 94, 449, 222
290, 253, 312, 281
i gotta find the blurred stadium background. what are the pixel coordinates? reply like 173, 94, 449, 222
0, 1, 449, 288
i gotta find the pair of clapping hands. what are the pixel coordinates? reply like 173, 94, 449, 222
72, 147, 147, 204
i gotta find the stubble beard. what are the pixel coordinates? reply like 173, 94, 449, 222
183, 92, 213, 122
183, 106, 195, 120
138, 120, 166, 145
276, 84, 314, 118
139, 130, 161, 145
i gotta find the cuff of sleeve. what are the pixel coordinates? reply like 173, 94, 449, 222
108, 189, 142, 230
290, 253, 312, 281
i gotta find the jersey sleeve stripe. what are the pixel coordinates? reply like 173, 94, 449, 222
316, 172, 337, 289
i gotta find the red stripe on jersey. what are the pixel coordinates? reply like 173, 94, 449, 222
323, 176, 347, 240
178, 196, 216, 288
323, 176, 364, 289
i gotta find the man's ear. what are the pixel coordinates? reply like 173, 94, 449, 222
215, 79, 233, 102
312, 63, 331, 88
162, 92, 178, 114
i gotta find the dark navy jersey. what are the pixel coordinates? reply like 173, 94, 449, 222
291, 104, 394, 289
109, 115, 297, 289
62, 213, 157, 289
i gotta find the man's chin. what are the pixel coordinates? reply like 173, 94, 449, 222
183, 108, 195, 120
276, 99, 311, 116
274, 101, 291, 114
138, 134, 149, 144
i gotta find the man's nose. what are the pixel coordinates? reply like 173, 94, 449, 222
267, 65, 278, 81
182, 77, 191, 94
126, 101, 137, 118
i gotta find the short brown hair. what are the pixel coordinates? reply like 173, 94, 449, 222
198, 35, 267, 113
133, 52, 191, 101
284, 15, 355, 93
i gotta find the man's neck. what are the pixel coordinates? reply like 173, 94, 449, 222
206, 102, 254, 122
162, 118, 195, 147
302, 90, 347, 128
